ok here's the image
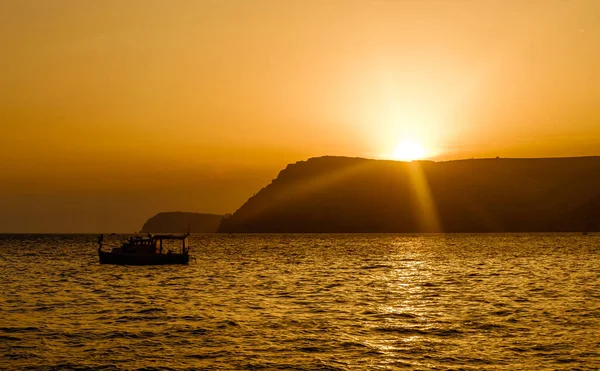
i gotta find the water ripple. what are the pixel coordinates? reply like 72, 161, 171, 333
0, 233, 599, 370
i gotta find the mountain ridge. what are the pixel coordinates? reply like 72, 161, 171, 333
219, 156, 600, 233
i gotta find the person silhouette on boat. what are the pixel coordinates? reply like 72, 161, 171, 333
97, 234, 104, 250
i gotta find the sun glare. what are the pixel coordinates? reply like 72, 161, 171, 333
391, 139, 427, 161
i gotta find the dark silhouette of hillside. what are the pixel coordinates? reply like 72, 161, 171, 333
218, 156, 600, 233
558, 194, 600, 232
141, 212, 223, 233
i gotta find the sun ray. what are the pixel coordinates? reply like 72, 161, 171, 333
406, 161, 442, 232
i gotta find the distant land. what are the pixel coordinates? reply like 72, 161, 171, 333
218, 156, 600, 233
140, 212, 223, 233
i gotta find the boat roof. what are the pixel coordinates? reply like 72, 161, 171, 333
130, 234, 189, 241
152, 234, 189, 240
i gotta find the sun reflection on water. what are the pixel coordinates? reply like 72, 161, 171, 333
0, 234, 598, 369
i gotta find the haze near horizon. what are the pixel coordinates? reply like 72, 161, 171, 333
1, 0, 599, 232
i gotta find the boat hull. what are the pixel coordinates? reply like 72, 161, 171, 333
98, 250, 189, 265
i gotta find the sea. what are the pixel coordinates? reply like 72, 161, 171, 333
0, 233, 598, 370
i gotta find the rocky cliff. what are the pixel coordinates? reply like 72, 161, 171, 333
219, 156, 600, 233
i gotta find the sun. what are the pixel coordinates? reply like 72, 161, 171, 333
391, 139, 428, 161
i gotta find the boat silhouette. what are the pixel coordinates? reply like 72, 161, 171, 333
97, 234, 190, 265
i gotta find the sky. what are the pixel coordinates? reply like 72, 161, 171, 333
1, 0, 599, 232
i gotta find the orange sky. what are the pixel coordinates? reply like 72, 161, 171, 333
1, 0, 599, 232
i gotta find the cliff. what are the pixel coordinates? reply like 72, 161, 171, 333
218, 156, 600, 233
141, 212, 223, 233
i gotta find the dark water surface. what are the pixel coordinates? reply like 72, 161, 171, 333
0, 234, 599, 370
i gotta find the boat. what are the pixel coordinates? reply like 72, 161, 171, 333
98, 233, 191, 265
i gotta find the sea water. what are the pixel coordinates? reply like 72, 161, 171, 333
0, 234, 599, 370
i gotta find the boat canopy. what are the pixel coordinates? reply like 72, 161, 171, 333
150, 234, 189, 240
